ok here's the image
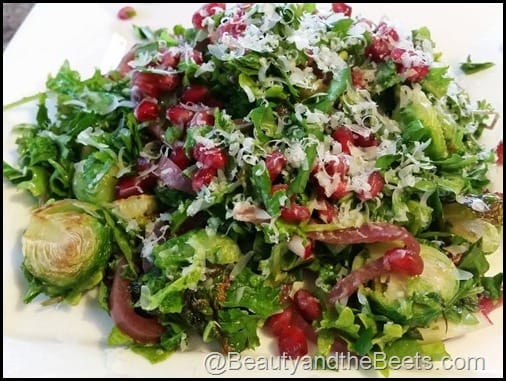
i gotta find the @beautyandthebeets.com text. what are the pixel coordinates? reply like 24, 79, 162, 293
203, 352, 487, 375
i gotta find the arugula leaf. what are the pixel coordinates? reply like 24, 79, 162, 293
375, 60, 400, 93
481, 273, 503, 300
289, 143, 317, 194
248, 105, 280, 142
458, 241, 489, 276
460, 55, 495, 75
223, 268, 281, 318
422, 66, 452, 98
218, 309, 262, 352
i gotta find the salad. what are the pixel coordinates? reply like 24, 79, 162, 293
3, 2, 503, 373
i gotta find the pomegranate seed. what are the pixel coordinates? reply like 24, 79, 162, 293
294, 289, 322, 322
192, 3, 226, 29
325, 157, 349, 177
331, 3, 352, 16
117, 6, 136, 20
160, 51, 180, 69
316, 199, 338, 224
265, 151, 287, 182
331, 338, 350, 354
281, 204, 311, 223
134, 99, 160, 122
478, 295, 503, 324
351, 67, 366, 88
497, 140, 503, 165
181, 85, 210, 104
132, 71, 181, 98
383, 248, 424, 276
185, 50, 204, 65
278, 325, 308, 358
404, 65, 430, 82
366, 37, 391, 62
170, 145, 192, 170
330, 179, 349, 200
357, 171, 384, 201
377, 22, 399, 42
390, 47, 405, 62
217, 21, 247, 39
192, 167, 217, 192
332, 126, 354, 154
266, 308, 293, 337
353, 132, 378, 147
116, 174, 157, 199
289, 306, 317, 343
166, 105, 195, 127
189, 110, 215, 127
193, 145, 227, 169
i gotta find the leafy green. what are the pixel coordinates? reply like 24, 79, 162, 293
460, 55, 495, 75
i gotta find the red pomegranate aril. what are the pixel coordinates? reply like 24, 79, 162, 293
189, 110, 215, 127
278, 325, 308, 358
116, 174, 157, 199
383, 247, 424, 276
330, 179, 349, 200
134, 99, 160, 122
170, 145, 192, 170
194, 146, 227, 169
332, 3, 352, 16
294, 289, 322, 322
190, 50, 204, 65
266, 308, 293, 337
366, 37, 391, 62
317, 199, 338, 223
332, 127, 354, 154
265, 151, 287, 182
357, 171, 384, 201
325, 157, 349, 177
353, 132, 379, 147
404, 65, 430, 82
192, 167, 217, 192
281, 204, 311, 223
377, 22, 399, 42
192, 3, 226, 29
217, 21, 247, 39
181, 85, 210, 104
351, 67, 366, 88
166, 105, 195, 127
497, 140, 503, 165
117, 6, 136, 20
133, 71, 181, 98
160, 51, 180, 69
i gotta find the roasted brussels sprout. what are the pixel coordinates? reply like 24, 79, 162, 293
22, 199, 112, 303
73, 152, 119, 204
444, 201, 501, 253
360, 244, 460, 326
112, 194, 158, 228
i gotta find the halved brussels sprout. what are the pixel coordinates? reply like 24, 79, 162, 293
360, 244, 460, 326
22, 199, 112, 302
73, 152, 119, 204
112, 194, 158, 228
444, 202, 501, 253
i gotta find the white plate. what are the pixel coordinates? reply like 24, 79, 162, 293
3, 3, 503, 378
